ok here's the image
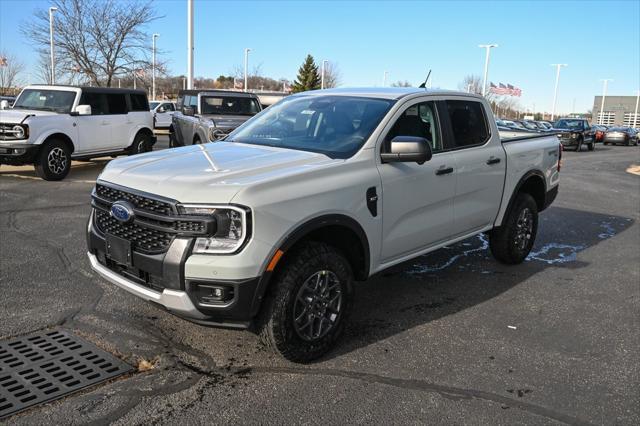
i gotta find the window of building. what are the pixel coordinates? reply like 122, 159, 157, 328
623, 112, 639, 127
596, 111, 615, 126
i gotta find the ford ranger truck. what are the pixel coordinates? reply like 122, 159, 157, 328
87, 88, 561, 362
0, 85, 155, 180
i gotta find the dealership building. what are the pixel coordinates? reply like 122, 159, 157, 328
592, 95, 640, 127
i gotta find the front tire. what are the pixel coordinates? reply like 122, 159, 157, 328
490, 193, 538, 265
257, 242, 354, 363
193, 135, 202, 145
588, 141, 595, 151
574, 137, 583, 151
34, 139, 71, 181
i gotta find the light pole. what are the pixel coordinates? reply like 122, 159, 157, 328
479, 44, 498, 96
321, 60, 328, 89
382, 71, 388, 87
550, 63, 567, 121
244, 48, 251, 92
49, 7, 58, 84
187, 0, 194, 89
598, 79, 613, 125
152, 33, 159, 100
633, 90, 639, 129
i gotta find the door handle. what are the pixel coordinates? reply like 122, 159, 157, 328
436, 167, 454, 176
101, 120, 110, 125
486, 157, 501, 165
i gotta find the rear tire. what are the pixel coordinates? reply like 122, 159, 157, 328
129, 132, 152, 155
490, 193, 538, 265
257, 242, 354, 363
34, 139, 71, 181
588, 142, 595, 151
193, 135, 202, 145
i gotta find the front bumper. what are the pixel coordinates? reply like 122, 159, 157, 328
0, 142, 39, 164
87, 212, 264, 329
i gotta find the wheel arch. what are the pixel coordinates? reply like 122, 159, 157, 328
249, 214, 371, 317
42, 132, 75, 154
501, 170, 547, 226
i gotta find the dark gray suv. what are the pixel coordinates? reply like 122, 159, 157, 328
169, 90, 261, 147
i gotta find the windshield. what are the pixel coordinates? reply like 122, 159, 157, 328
227, 95, 394, 159
521, 121, 538, 130
555, 119, 584, 130
13, 89, 77, 113
200, 96, 261, 116
149, 101, 160, 110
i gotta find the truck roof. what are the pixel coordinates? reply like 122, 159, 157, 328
298, 87, 484, 100
23, 84, 147, 95
178, 89, 259, 98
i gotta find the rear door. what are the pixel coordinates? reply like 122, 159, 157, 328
106, 93, 130, 149
377, 98, 457, 262
443, 99, 506, 237
76, 90, 112, 153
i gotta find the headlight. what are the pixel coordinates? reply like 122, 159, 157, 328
179, 205, 249, 254
9, 124, 27, 139
570, 133, 578, 139
208, 127, 226, 141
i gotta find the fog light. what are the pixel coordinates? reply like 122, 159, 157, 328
193, 283, 234, 305
13, 148, 26, 154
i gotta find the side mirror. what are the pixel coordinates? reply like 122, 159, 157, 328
183, 106, 195, 116
71, 104, 92, 116
0, 100, 9, 110
381, 136, 433, 165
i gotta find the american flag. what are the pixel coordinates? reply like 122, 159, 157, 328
134, 68, 146, 78
489, 82, 522, 97
0, 56, 7, 67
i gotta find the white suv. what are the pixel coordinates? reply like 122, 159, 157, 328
0, 85, 156, 180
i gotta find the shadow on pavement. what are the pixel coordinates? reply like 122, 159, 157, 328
332, 206, 634, 359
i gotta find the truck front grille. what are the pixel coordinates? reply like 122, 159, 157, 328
96, 184, 173, 215
95, 210, 173, 253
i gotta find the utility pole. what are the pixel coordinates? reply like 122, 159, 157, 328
187, 0, 194, 89
244, 48, 251, 92
479, 44, 498, 96
550, 63, 567, 121
49, 7, 58, 84
598, 79, 613, 125
152, 33, 160, 100
382, 71, 388, 87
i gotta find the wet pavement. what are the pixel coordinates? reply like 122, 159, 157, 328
1, 140, 638, 424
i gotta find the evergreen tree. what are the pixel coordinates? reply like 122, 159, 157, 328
291, 54, 321, 93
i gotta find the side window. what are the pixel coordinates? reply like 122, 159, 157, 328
129, 94, 149, 111
163, 103, 175, 111
384, 101, 442, 153
445, 100, 490, 148
107, 94, 127, 114
176, 95, 184, 109
79, 91, 108, 115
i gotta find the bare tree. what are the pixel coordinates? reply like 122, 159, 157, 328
22, 0, 160, 87
322, 61, 341, 88
458, 74, 483, 95
0, 51, 25, 95
391, 80, 412, 87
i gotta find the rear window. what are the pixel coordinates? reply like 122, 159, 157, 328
445, 100, 490, 147
107, 94, 127, 114
80, 92, 109, 115
130, 93, 149, 111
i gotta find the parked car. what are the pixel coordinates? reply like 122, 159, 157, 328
537, 121, 554, 130
603, 127, 639, 146
519, 120, 544, 132
592, 125, 607, 143
0, 85, 155, 180
169, 89, 262, 147
0, 95, 16, 107
150, 101, 176, 128
553, 118, 596, 151
87, 88, 561, 362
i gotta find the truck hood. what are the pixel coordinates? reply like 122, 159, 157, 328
98, 142, 337, 203
0, 109, 58, 124
201, 114, 253, 130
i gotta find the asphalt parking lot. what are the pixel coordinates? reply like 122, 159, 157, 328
0, 138, 638, 425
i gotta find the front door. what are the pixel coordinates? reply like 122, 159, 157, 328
76, 90, 112, 153
377, 99, 457, 262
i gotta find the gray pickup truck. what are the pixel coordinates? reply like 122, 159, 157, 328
169, 90, 262, 146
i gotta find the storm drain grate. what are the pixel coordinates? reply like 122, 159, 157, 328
0, 329, 132, 419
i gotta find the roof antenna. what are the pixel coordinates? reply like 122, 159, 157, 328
418, 69, 432, 89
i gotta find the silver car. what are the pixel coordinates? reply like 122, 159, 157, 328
603, 127, 639, 146
170, 90, 262, 147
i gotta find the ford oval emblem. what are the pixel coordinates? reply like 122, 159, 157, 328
110, 201, 134, 223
